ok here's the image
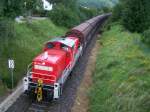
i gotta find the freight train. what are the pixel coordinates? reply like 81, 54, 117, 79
23, 14, 111, 102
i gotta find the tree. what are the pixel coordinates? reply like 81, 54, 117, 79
123, 0, 143, 32
48, 4, 80, 28
112, 3, 123, 22
117, 0, 150, 33
24, 0, 43, 16
48, 0, 81, 27
3, 0, 24, 18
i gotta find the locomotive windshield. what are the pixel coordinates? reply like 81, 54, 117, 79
47, 43, 54, 49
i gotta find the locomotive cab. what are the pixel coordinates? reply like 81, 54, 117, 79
44, 38, 75, 66
30, 37, 75, 83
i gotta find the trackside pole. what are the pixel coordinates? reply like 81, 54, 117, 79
8, 59, 15, 90
11, 68, 14, 90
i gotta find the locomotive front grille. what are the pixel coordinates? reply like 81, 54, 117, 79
29, 82, 54, 91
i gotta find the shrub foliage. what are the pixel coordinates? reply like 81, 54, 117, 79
48, 0, 101, 28
113, 0, 150, 33
48, 4, 80, 28
142, 28, 150, 45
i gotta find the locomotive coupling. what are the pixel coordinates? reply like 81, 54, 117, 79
36, 79, 43, 102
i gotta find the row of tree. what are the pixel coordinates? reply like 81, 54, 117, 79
0, 0, 44, 19
0, 0, 104, 29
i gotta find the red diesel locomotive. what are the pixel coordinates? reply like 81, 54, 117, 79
23, 14, 111, 101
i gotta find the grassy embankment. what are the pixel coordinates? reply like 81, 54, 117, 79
0, 19, 67, 95
90, 25, 150, 112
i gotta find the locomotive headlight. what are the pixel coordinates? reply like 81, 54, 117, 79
23, 77, 29, 92
34, 65, 53, 71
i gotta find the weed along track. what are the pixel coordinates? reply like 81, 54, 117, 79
28, 102, 50, 112
71, 41, 100, 112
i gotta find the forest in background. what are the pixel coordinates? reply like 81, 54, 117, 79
78, 0, 118, 8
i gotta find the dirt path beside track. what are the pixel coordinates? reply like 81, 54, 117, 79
71, 41, 100, 112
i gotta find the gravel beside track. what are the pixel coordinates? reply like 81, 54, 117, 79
6, 31, 99, 112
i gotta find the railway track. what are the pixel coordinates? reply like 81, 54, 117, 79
28, 102, 50, 112
6, 30, 99, 112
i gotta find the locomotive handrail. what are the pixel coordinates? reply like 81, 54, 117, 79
30, 72, 56, 82
26, 63, 32, 75
27, 63, 32, 70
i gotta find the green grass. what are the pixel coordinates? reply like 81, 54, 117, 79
0, 84, 6, 96
89, 25, 150, 112
0, 19, 67, 89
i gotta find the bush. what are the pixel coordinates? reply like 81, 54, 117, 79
112, 3, 123, 22
0, 19, 15, 41
2, 75, 16, 88
142, 28, 150, 45
112, 0, 150, 33
48, 4, 103, 28
2, 0, 24, 19
48, 4, 80, 28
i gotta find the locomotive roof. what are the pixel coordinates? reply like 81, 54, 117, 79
48, 37, 75, 47
33, 49, 66, 64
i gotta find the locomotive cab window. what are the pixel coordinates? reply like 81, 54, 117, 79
61, 43, 69, 51
47, 43, 54, 49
